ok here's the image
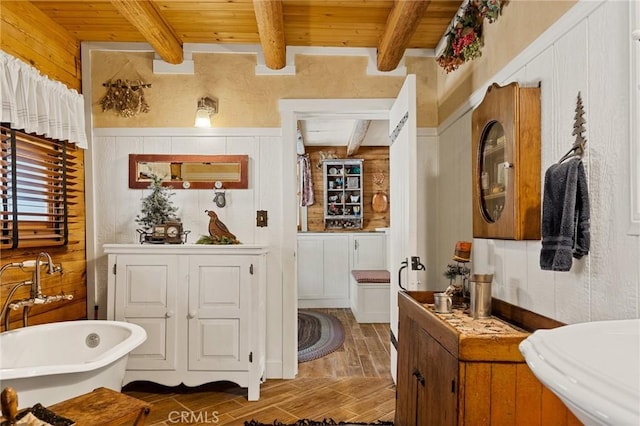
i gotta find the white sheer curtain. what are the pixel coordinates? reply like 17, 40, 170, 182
0, 51, 87, 148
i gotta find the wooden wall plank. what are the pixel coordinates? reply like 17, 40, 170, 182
1, 149, 87, 331
514, 363, 542, 425
462, 362, 492, 425
303, 146, 389, 232
490, 363, 517, 425
541, 387, 569, 426
1, 0, 81, 91
1, 4, 85, 331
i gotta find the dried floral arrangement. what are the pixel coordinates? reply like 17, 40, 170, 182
100, 78, 151, 117
437, 0, 507, 73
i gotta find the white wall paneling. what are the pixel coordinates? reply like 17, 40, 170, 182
630, 0, 640, 235
92, 128, 286, 378
436, 0, 639, 322
417, 130, 438, 289
433, 112, 473, 292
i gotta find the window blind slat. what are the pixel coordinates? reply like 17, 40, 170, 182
1, 126, 74, 249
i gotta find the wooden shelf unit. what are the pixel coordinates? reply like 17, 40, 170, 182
322, 159, 364, 229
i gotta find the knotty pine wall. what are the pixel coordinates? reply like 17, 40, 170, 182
303, 146, 390, 232
0, 2, 87, 329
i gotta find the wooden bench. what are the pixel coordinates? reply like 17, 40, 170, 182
350, 270, 390, 323
48, 387, 151, 426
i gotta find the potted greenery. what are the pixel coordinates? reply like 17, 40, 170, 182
443, 263, 471, 305
135, 173, 180, 242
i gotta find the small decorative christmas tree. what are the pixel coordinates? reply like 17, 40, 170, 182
135, 174, 179, 231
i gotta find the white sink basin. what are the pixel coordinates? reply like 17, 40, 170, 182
519, 319, 640, 426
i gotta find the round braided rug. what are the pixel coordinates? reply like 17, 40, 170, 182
298, 311, 345, 363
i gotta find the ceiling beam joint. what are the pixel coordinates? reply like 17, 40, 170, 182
253, 0, 286, 70
110, 0, 183, 64
377, 0, 430, 72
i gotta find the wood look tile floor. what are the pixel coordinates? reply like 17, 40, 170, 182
123, 309, 395, 425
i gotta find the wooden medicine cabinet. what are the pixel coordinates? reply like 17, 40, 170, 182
129, 154, 248, 190
472, 82, 541, 240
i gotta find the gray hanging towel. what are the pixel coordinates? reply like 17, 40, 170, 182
540, 158, 590, 271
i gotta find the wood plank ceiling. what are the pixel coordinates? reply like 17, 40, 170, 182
29, 0, 463, 72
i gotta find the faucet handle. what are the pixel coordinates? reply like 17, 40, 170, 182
22, 260, 37, 268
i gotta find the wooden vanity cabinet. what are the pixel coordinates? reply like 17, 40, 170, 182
397, 316, 458, 426
395, 291, 581, 426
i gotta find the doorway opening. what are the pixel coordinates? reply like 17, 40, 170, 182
279, 98, 395, 379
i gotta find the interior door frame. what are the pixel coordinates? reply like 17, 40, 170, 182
279, 98, 394, 378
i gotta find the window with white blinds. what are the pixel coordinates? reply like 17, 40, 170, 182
1, 125, 79, 249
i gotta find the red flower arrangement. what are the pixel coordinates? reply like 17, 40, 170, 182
437, 0, 506, 73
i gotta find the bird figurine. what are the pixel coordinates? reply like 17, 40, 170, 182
205, 210, 238, 243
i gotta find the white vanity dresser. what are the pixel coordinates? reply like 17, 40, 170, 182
104, 244, 267, 400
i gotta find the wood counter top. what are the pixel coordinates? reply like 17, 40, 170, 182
399, 291, 562, 363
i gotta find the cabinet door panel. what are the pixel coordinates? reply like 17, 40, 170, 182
394, 317, 419, 426
127, 317, 174, 370
115, 255, 178, 370
352, 234, 386, 270
191, 318, 242, 369
297, 238, 325, 298
123, 266, 169, 316
199, 266, 241, 310
322, 236, 350, 298
418, 329, 458, 426
188, 256, 249, 371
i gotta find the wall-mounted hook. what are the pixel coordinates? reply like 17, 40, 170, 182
213, 181, 226, 207
213, 191, 226, 208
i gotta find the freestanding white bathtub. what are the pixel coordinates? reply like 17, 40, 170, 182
0, 320, 146, 409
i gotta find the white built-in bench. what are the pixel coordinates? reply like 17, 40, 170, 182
350, 269, 391, 323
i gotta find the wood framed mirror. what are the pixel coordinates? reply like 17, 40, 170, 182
129, 154, 248, 189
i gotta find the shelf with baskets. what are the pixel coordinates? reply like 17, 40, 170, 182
323, 159, 363, 229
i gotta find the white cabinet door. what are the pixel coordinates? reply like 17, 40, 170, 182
297, 237, 325, 299
323, 235, 350, 300
297, 234, 350, 306
114, 254, 178, 371
351, 234, 387, 270
187, 255, 251, 371
322, 235, 350, 298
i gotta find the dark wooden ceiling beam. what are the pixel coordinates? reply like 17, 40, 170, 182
253, 0, 286, 69
377, 0, 430, 72
110, 0, 183, 64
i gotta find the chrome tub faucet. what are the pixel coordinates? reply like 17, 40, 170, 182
0, 253, 69, 331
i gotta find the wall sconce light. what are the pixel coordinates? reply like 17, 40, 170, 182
194, 97, 218, 128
